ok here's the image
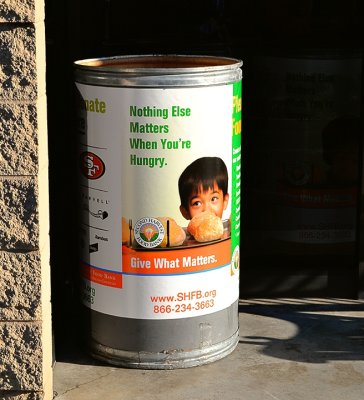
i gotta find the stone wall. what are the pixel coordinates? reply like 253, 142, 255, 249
0, 1, 53, 399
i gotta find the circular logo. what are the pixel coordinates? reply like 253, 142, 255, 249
284, 161, 311, 186
134, 217, 165, 248
80, 151, 105, 180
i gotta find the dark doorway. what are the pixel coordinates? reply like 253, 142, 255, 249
44, 0, 364, 358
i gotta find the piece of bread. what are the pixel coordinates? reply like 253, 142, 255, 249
187, 211, 224, 242
157, 217, 186, 247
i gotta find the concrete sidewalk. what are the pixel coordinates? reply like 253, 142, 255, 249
53, 298, 364, 400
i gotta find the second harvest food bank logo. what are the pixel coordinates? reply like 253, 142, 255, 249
80, 152, 105, 179
134, 217, 165, 248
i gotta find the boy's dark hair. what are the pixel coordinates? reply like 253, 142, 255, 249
178, 157, 228, 209
322, 116, 361, 165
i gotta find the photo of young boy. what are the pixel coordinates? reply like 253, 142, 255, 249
321, 115, 360, 185
178, 156, 230, 222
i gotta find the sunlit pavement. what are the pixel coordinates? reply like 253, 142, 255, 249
53, 298, 364, 400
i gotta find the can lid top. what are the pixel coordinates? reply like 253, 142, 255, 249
74, 54, 243, 73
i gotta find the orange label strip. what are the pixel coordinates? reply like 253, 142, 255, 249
80, 262, 122, 288
122, 239, 231, 275
276, 186, 357, 208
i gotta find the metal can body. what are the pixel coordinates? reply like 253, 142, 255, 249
245, 50, 362, 255
74, 55, 242, 368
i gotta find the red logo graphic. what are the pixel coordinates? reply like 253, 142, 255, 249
80, 152, 105, 179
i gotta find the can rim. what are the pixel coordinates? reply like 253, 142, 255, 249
74, 54, 243, 74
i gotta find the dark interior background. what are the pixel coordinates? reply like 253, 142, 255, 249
44, 0, 364, 357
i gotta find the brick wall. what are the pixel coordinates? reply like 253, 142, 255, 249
0, 1, 53, 399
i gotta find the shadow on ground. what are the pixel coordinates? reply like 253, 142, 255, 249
239, 298, 364, 363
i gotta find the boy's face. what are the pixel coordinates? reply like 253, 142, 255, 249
180, 183, 229, 220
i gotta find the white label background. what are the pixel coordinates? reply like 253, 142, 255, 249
76, 83, 239, 319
